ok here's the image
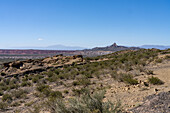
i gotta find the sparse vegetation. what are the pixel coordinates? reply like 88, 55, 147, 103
0, 102, 8, 110
155, 58, 163, 63
2, 93, 12, 102
0, 48, 169, 112
44, 90, 122, 113
148, 76, 164, 85
122, 74, 138, 85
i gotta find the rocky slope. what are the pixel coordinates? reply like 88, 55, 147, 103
130, 91, 170, 113
0, 49, 169, 113
1, 54, 83, 76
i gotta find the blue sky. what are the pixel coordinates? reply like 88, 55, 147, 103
0, 0, 170, 49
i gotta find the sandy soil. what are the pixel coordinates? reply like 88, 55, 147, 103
104, 60, 170, 111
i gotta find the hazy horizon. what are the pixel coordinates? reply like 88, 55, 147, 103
0, 0, 170, 48
1, 43, 170, 50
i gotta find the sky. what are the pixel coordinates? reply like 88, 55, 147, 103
0, 0, 170, 49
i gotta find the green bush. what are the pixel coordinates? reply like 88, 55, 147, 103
11, 102, 20, 107
11, 89, 28, 99
72, 78, 91, 87
72, 81, 80, 86
22, 77, 28, 82
9, 84, 19, 89
145, 70, 154, 75
44, 90, 122, 113
0, 90, 4, 96
47, 75, 58, 82
0, 102, 8, 110
110, 71, 118, 79
72, 88, 89, 96
155, 58, 163, 63
32, 77, 38, 83
1, 85, 8, 91
111, 73, 138, 85
63, 90, 69, 94
36, 84, 49, 92
21, 81, 31, 87
47, 71, 55, 77
148, 76, 164, 85
2, 93, 12, 102
122, 74, 138, 85
49, 91, 62, 99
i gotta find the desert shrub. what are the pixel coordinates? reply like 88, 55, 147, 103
25, 101, 34, 107
0, 102, 8, 110
148, 76, 164, 85
73, 77, 91, 87
47, 75, 58, 82
110, 71, 118, 79
72, 81, 80, 86
49, 91, 62, 99
0, 90, 4, 96
37, 74, 44, 79
9, 78, 18, 85
28, 75, 33, 80
22, 77, 28, 82
44, 90, 122, 113
57, 74, 65, 79
36, 84, 49, 92
2, 93, 12, 102
32, 78, 38, 83
3, 78, 10, 85
32, 77, 39, 83
84, 74, 93, 78
155, 58, 163, 63
72, 88, 89, 96
36, 84, 62, 98
122, 74, 138, 85
54, 69, 60, 75
1, 85, 8, 91
63, 90, 69, 94
112, 73, 138, 85
21, 81, 31, 87
9, 83, 19, 90
11, 102, 20, 107
32, 74, 44, 83
12, 89, 28, 99
80, 79, 91, 86
47, 71, 55, 77
145, 70, 154, 75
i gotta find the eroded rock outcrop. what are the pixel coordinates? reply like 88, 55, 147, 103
0, 55, 83, 76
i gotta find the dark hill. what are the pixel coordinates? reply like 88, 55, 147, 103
85, 43, 140, 51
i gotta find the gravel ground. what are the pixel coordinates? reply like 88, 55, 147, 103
130, 91, 170, 113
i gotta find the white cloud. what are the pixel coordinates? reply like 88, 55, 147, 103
38, 38, 43, 41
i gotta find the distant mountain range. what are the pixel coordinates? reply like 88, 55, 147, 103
9, 44, 170, 51
46, 45, 86, 50
10, 45, 87, 50
140, 45, 170, 50
85, 43, 140, 51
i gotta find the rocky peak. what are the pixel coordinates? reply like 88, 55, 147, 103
110, 43, 118, 47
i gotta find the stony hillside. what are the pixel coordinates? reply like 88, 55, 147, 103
0, 49, 170, 113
